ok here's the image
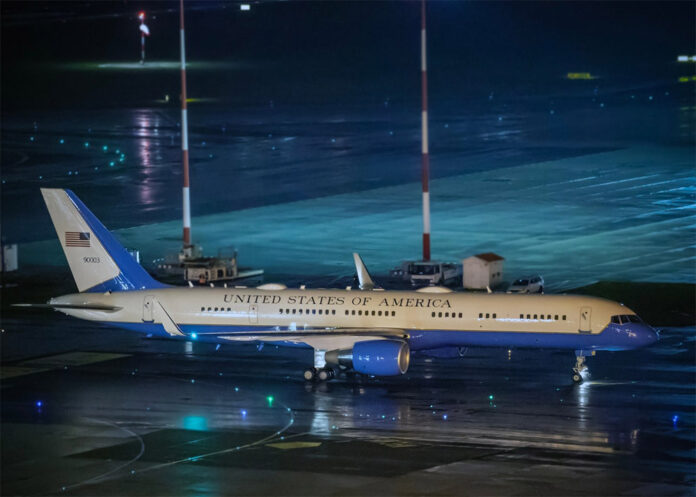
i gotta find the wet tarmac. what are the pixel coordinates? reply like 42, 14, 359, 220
1, 307, 694, 496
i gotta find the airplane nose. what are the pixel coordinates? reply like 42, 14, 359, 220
642, 325, 659, 346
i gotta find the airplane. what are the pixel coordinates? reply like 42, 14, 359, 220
17, 188, 659, 383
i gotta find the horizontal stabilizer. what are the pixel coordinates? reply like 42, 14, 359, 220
13, 303, 122, 312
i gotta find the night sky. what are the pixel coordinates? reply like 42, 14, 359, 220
2, 1, 694, 111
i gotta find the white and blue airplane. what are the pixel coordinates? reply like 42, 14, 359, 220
21, 188, 658, 383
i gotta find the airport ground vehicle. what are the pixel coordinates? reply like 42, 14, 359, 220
507, 275, 544, 294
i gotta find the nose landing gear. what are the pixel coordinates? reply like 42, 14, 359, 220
572, 350, 595, 383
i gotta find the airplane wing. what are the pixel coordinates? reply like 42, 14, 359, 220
353, 253, 380, 290
215, 327, 408, 350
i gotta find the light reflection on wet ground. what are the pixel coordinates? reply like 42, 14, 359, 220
1, 310, 694, 496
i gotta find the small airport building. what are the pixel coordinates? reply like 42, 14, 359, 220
462, 253, 505, 289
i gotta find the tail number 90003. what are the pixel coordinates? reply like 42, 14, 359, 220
83, 256, 100, 263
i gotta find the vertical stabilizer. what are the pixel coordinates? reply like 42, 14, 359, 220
41, 188, 165, 292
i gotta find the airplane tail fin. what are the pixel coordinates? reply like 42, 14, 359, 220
40, 188, 166, 293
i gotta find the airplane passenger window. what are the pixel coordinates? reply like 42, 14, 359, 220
201, 307, 205, 312
351, 310, 356, 315
371, 310, 375, 316
227, 308, 231, 312
214, 307, 218, 312
555, 315, 558, 320
292, 309, 296, 314
279, 309, 283, 314
391, 311, 395, 316
479, 313, 483, 319
493, 313, 497, 319
378, 311, 382, 316
438, 312, 442, 318
520, 314, 524, 319
562, 315, 566, 320
526, 314, 530, 319
318, 309, 322, 315
358, 310, 362, 316
345, 310, 349, 315
486, 313, 490, 318
445, 312, 449, 318
458, 313, 462, 318
332, 310, 336, 315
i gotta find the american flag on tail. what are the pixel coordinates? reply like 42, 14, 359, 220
65, 232, 90, 247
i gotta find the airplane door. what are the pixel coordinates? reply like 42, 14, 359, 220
579, 306, 591, 333
143, 295, 155, 322
249, 304, 258, 324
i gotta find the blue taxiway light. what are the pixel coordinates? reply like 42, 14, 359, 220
102, 145, 108, 151
36, 400, 43, 407
84, 142, 89, 148
30, 136, 35, 141
443, 414, 448, 420
241, 409, 247, 418
59, 138, 65, 144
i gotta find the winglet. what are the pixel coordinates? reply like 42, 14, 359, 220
353, 253, 378, 290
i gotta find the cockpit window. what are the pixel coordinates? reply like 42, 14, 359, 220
611, 314, 643, 325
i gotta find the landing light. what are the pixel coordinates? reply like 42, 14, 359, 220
240, 4, 250, 11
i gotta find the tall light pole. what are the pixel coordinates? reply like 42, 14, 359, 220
138, 11, 150, 64
420, 0, 431, 261
179, 0, 192, 250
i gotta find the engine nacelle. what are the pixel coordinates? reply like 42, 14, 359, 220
325, 340, 410, 376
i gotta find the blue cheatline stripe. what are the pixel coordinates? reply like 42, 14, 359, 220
65, 189, 167, 293
100, 321, 643, 351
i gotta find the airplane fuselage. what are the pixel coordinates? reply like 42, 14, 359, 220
51, 286, 657, 353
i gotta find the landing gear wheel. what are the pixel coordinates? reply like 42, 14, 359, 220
317, 368, 334, 382
303, 368, 317, 381
572, 354, 588, 384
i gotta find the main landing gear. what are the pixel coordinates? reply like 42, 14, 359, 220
303, 367, 335, 382
303, 349, 336, 382
572, 350, 594, 383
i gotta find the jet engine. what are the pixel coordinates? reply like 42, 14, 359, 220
325, 339, 410, 376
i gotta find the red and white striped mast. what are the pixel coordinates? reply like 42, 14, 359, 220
179, 0, 192, 249
420, 0, 431, 261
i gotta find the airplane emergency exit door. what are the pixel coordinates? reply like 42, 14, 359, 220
579, 306, 591, 333
143, 295, 155, 322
